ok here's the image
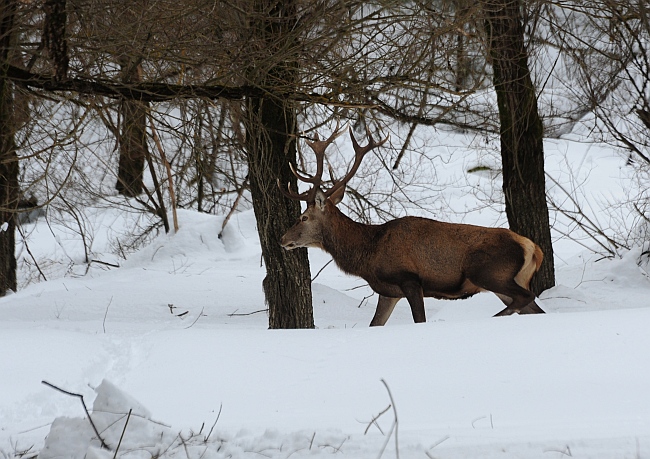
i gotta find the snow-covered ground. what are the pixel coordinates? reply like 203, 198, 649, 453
1, 130, 650, 458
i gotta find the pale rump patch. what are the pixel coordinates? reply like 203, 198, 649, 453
513, 235, 544, 290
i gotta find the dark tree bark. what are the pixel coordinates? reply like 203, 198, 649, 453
482, 0, 555, 295
115, 61, 147, 197
244, 0, 313, 329
43, 0, 68, 82
452, 0, 472, 92
0, 0, 18, 296
246, 96, 314, 329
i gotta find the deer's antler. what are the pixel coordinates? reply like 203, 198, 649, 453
278, 122, 388, 203
323, 126, 389, 200
279, 121, 345, 202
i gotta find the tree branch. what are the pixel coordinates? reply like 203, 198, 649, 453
7, 64, 379, 107
41, 380, 110, 450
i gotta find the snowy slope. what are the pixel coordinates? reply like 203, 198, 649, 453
0, 109, 649, 458
2, 196, 650, 458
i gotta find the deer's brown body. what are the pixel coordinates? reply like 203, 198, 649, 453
279, 126, 545, 326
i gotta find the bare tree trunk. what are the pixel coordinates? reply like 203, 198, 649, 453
116, 61, 147, 197
246, 97, 314, 329
482, 0, 555, 295
43, 0, 68, 82
0, 0, 18, 296
244, 0, 313, 329
452, 0, 472, 92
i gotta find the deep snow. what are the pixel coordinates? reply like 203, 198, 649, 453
1, 131, 650, 457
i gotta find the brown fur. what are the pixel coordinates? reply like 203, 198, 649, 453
281, 194, 545, 326
280, 127, 544, 325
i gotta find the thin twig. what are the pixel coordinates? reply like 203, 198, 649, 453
103, 296, 113, 333
227, 308, 268, 317
113, 409, 132, 459
142, 133, 170, 233
377, 379, 399, 459
544, 445, 573, 457
41, 381, 110, 450
16, 224, 47, 282
179, 432, 192, 458
218, 176, 249, 239
184, 307, 205, 329
150, 114, 179, 233
358, 292, 375, 309
344, 283, 370, 292
425, 435, 450, 458
392, 122, 417, 170
320, 438, 347, 454
91, 259, 120, 268
364, 404, 391, 435
204, 403, 223, 442
311, 259, 333, 282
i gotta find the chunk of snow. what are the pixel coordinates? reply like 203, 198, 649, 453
40, 379, 177, 459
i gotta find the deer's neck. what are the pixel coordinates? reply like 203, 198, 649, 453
321, 206, 379, 277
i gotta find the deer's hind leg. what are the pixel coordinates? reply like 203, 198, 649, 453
466, 254, 544, 316
400, 279, 426, 323
468, 272, 543, 316
518, 301, 545, 315
491, 283, 544, 316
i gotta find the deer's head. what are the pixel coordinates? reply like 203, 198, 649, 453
279, 124, 387, 250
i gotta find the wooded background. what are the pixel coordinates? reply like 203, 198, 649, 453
1, 0, 648, 328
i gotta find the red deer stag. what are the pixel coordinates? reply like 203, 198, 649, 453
279, 126, 545, 326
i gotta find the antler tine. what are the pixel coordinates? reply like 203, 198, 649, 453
276, 178, 311, 201
288, 162, 315, 184
303, 120, 345, 186
350, 124, 390, 156
278, 121, 347, 202
324, 126, 389, 199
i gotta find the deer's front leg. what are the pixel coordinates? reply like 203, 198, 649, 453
369, 295, 400, 327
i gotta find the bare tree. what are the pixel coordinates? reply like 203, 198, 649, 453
481, 0, 555, 294
242, 1, 314, 329
115, 63, 148, 198
3, 0, 566, 316
42, 0, 68, 82
541, 0, 650, 255
0, 0, 19, 296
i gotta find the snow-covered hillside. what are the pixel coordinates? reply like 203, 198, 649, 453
1, 102, 649, 459
2, 154, 650, 458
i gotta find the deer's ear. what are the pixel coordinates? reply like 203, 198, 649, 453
329, 185, 345, 205
314, 189, 327, 211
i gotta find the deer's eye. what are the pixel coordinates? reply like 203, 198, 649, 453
301, 215, 308, 222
